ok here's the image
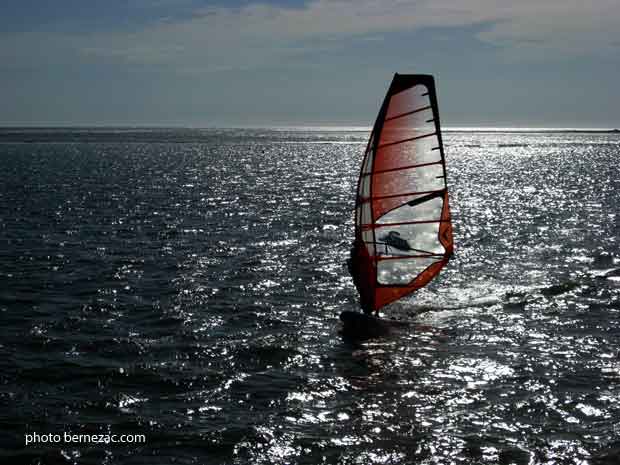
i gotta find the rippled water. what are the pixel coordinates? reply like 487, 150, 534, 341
1, 129, 620, 464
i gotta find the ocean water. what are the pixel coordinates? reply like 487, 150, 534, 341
1, 128, 619, 465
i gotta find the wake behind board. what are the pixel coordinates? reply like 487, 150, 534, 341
339, 310, 410, 339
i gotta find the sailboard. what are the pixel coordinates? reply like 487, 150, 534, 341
345, 73, 453, 327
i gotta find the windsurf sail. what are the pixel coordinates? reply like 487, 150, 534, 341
351, 74, 453, 313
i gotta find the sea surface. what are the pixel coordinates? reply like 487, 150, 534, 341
1, 128, 619, 465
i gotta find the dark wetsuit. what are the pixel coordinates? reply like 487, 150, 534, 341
347, 240, 374, 315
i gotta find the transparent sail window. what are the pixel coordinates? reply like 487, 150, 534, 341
375, 221, 445, 256
377, 257, 439, 285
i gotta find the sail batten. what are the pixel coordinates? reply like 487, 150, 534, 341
384, 105, 433, 122
377, 132, 437, 150
361, 160, 443, 176
376, 254, 445, 261
351, 73, 453, 313
369, 188, 446, 201
372, 219, 449, 228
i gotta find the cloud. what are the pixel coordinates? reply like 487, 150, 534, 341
99, 0, 620, 66
2, 0, 619, 73
472, 0, 620, 55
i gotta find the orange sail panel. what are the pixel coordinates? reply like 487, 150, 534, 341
353, 74, 453, 312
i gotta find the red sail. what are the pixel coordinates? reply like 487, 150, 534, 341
352, 74, 453, 312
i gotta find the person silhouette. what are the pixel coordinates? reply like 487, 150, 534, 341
380, 231, 411, 252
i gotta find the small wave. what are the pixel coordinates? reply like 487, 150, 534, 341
592, 252, 617, 269
540, 281, 581, 297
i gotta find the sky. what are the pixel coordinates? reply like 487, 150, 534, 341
1, 0, 619, 128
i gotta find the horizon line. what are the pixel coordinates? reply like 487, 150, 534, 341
1, 125, 619, 133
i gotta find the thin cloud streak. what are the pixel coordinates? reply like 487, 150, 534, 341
96, 0, 618, 63
89, 0, 620, 63
2, 0, 618, 72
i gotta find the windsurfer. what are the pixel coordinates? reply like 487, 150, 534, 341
380, 230, 411, 252
347, 239, 375, 315
340, 74, 453, 331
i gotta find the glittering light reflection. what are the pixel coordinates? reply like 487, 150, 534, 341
2, 130, 620, 464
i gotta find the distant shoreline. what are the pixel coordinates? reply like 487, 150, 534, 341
0, 126, 619, 134
446, 128, 620, 134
